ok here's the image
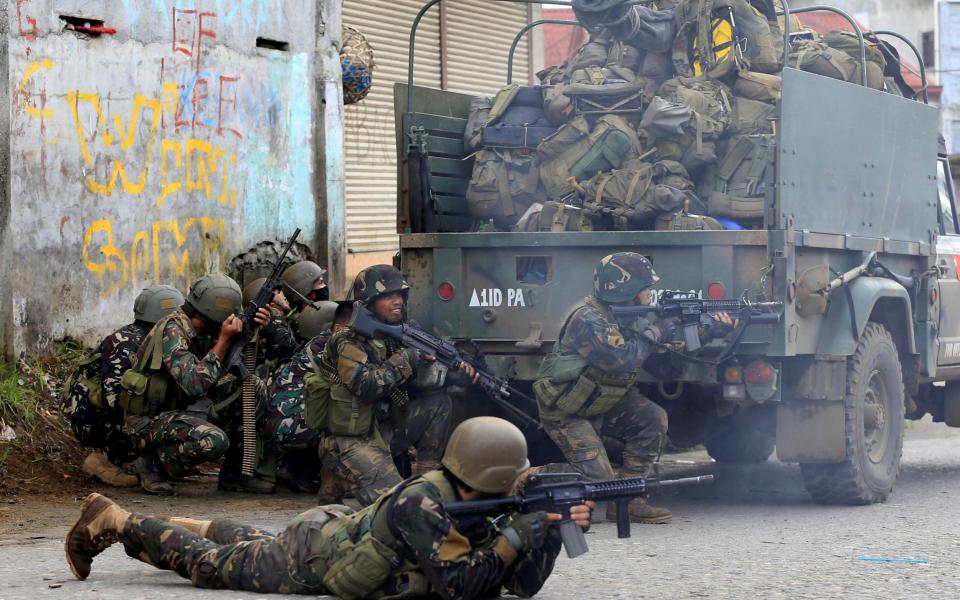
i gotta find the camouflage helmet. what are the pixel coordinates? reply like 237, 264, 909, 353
441, 417, 530, 494
594, 252, 660, 303
134, 285, 184, 324
241, 277, 268, 307
297, 301, 339, 339
186, 274, 242, 323
282, 261, 327, 301
352, 265, 409, 304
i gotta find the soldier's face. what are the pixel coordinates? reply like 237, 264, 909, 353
637, 289, 654, 306
307, 277, 329, 302
372, 292, 405, 323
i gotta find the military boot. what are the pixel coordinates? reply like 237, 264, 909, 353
608, 498, 672, 524
65, 493, 130, 580
316, 463, 346, 505
82, 451, 139, 488
218, 464, 276, 494
134, 451, 173, 496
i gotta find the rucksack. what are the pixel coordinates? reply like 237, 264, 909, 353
789, 39, 858, 83
464, 96, 492, 153
481, 85, 556, 149
537, 115, 641, 199
563, 65, 653, 116
465, 148, 546, 226
672, 0, 782, 79
727, 95, 776, 136
733, 71, 781, 103
655, 211, 724, 230
580, 159, 694, 229
640, 77, 732, 171
822, 30, 887, 90
707, 134, 775, 219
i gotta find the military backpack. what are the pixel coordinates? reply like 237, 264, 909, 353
707, 133, 776, 219
580, 158, 694, 230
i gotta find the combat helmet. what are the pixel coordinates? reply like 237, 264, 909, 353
242, 277, 269, 307
441, 417, 530, 494
282, 261, 327, 302
594, 252, 660, 303
134, 285, 184, 324
186, 274, 242, 323
298, 301, 339, 339
352, 265, 409, 305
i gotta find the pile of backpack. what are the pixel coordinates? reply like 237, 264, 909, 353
463, 0, 911, 232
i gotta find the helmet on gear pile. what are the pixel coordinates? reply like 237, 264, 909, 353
352, 265, 410, 305
441, 417, 530, 494
186, 274, 242, 323
594, 252, 660, 303
282, 261, 327, 302
134, 285, 184, 324
298, 301, 339, 339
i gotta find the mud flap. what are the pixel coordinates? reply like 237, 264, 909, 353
776, 357, 847, 462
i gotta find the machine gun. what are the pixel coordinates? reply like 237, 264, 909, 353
611, 291, 783, 353
444, 473, 714, 558
349, 304, 541, 429
222, 227, 301, 476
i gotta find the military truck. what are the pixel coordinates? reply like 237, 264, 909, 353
391, 0, 959, 504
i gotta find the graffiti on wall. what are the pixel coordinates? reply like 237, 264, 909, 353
14, 2, 298, 298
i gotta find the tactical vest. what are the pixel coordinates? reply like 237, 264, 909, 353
63, 351, 106, 416
319, 469, 456, 599
534, 296, 639, 418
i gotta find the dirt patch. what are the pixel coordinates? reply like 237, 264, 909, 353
0, 347, 91, 498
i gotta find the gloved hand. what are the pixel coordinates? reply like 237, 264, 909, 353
501, 511, 550, 552
643, 318, 676, 344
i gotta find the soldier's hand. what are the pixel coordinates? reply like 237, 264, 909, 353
566, 501, 595, 531
219, 314, 244, 343
503, 511, 550, 551
460, 362, 481, 384
712, 312, 739, 327
253, 307, 271, 328
271, 290, 290, 313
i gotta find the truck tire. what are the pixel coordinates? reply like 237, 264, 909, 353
705, 406, 776, 464
800, 322, 904, 504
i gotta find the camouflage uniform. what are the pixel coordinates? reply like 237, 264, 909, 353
63, 322, 148, 464
253, 311, 299, 381
322, 328, 453, 506
535, 295, 668, 482
261, 334, 328, 450
123, 310, 233, 475
118, 469, 561, 597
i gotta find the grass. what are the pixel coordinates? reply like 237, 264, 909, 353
0, 361, 39, 430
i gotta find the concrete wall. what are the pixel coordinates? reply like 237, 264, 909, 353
3, 0, 342, 355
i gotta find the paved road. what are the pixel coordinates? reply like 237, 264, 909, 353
3, 419, 959, 599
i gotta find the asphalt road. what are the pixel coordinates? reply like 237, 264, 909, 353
2, 418, 959, 599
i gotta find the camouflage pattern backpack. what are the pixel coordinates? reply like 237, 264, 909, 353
733, 71, 781, 103
465, 148, 546, 226
788, 39, 858, 83
822, 31, 887, 90
672, 0, 783, 79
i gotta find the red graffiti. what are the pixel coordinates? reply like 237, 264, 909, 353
217, 76, 242, 139
172, 8, 217, 71
16, 0, 38, 41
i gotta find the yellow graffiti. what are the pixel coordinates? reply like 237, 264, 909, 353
20, 58, 54, 119
82, 216, 226, 297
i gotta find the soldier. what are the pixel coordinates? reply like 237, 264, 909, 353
533, 252, 674, 524
63, 285, 183, 487
319, 265, 479, 506
257, 301, 350, 492
280, 260, 329, 342
66, 416, 594, 598
121, 274, 273, 495
240, 277, 299, 374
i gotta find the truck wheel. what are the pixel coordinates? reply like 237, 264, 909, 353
800, 323, 904, 504
705, 406, 776, 464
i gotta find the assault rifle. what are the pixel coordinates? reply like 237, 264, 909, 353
349, 304, 541, 430
444, 473, 714, 558
611, 291, 783, 353
222, 227, 300, 476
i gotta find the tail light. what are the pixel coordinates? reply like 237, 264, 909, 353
437, 281, 455, 302
745, 360, 778, 401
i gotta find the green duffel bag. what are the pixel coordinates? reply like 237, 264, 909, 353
538, 115, 640, 199
581, 159, 693, 230
466, 148, 546, 225
655, 212, 724, 230
302, 369, 330, 430
789, 39, 858, 83
823, 30, 887, 90
708, 134, 775, 219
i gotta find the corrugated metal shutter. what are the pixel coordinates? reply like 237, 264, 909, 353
343, 0, 441, 253
444, 0, 533, 96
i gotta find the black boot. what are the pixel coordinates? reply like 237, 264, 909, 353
135, 451, 173, 496
218, 446, 276, 494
